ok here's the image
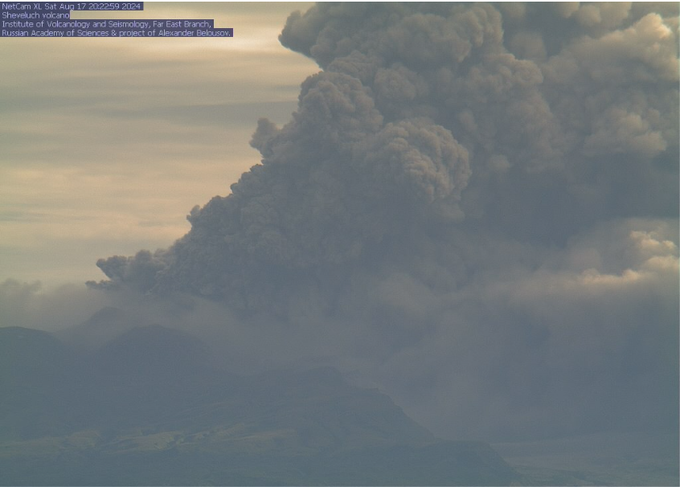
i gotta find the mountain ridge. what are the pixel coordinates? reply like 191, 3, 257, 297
0, 319, 518, 485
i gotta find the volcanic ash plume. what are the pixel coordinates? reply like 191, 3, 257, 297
90, 3, 679, 440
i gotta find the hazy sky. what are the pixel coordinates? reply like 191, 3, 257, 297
1, 2, 316, 287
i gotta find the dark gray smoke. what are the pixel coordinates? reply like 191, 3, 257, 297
90, 3, 678, 441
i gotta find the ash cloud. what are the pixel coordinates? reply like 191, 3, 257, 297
0, 279, 112, 332
88, 3, 678, 441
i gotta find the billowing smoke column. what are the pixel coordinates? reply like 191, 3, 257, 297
93, 3, 678, 441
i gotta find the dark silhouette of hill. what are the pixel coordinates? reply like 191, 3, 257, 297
0, 320, 518, 485
0, 327, 77, 439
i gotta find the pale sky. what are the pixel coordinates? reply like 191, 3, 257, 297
0, 2, 317, 287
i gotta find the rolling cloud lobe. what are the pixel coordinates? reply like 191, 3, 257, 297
87, 3, 679, 441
